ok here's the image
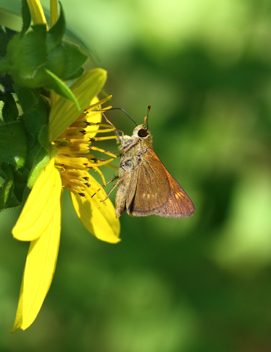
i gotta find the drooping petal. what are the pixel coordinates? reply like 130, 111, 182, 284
12, 158, 62, 241
11, 196, 61, 332
49, 69, 107, 142
27, 0, 47, 26
71, 175, 120, 244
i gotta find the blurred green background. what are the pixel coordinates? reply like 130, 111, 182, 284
1, 0, 271, 351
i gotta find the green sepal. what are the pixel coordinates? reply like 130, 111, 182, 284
0, 3, 88, 102
0, 121, 27, 168
27, 123, 51, 188
47, 42, 87, 80
5, 23, 87, 91
21, 0, 31, 35
44, 69, 80, 109
0, 26, 17, 57
21, 94, 49, 137
38, 124, 50, 152
27, 147, 50, 188
6, 25, 47, 87
2, 92, 19, 122
21, 183, 31, 205
14, 86, 51, 174
65, 67, 84, 81
14, 86, 50, 137
47, 2, 65, 52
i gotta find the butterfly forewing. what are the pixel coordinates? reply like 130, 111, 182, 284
152, 165, 195, 217
129, 149, 194, 217
129, 150, 171, 216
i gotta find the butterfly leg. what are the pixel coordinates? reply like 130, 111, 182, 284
99, 173, 129, 203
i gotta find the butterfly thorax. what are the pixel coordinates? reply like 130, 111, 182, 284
118, 124, 153, 178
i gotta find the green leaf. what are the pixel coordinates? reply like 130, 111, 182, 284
2, 92, 19, 122
47, 3, 65, 52
0, 121, 27, 167
0, 28, 17, 91
43, 69, 80, 109
14, 85, 39, 114
11, 165, 29, 198
21, 0, 31, 35
0, 163, 30, 210
27, 148, 50, 188
0, 163, 20, 210
0, 27, 9, 57
0, 74, 14, 93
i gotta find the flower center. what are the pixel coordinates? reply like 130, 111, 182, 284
54, 104, 117, 197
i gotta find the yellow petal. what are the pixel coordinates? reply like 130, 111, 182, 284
50, 0, 58, 27
12, 158, 62, 241
11, 199, 61, 332
49, 69, 107, 142
27, 0, 47, 26
71, 175, 120, 244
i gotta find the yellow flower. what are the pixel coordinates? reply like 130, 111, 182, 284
11, 69, 120, 332
10, 0, 120, 332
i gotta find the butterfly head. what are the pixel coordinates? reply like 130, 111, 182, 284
131, 105, 151, 139
120, 106, 153, 149
131, 122, 151, 142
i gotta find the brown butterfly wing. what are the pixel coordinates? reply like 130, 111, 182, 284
129, 149, 195, 217
126, 150, 170, 216
115, 172, 136, 218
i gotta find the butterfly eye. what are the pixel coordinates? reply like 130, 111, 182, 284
138, 129, 148, 137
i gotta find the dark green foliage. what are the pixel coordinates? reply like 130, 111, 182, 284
0, 121, 27, 167
1, 92, 18, 122
0, 1, 86, 104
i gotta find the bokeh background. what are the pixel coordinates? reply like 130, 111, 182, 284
1, 0, 271, 351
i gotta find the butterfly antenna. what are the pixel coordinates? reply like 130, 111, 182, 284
108, 108, 138, 126
144, 105, 151, 129
99, 108, 122, 142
